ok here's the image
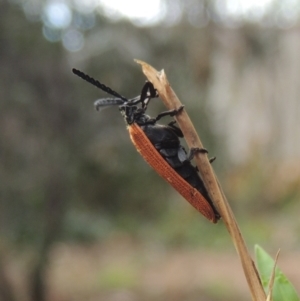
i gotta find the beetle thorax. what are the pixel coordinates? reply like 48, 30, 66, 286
119, 104, 151, 125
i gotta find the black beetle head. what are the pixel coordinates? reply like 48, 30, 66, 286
119, 104, 151, 125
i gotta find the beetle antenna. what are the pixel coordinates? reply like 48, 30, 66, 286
72, 68, 128, 102
94, 98, 124, 111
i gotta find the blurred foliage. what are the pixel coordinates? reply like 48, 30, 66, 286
98, 265, 138, 290
255, 245, 300, 301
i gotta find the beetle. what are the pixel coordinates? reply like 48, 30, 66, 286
72, 68, 220, 223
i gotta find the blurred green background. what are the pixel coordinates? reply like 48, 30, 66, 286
1, 0, 300, 300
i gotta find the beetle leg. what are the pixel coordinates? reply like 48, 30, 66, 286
194, 156, 217, 172
140, 81, 159, 110
188, 148, 217, 163
154, 105, 185, 122
128, 81, 158, 108
209, 157, 216, 163
140, 106, 185, 125
187, 147, 208, 161
168, 120, 176, 126
177, 147, 207, 163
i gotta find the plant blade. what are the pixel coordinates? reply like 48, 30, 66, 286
255, 245, 299, 301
